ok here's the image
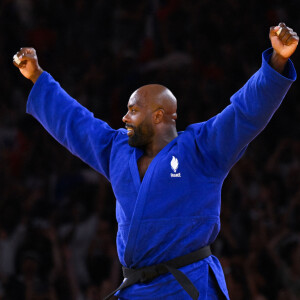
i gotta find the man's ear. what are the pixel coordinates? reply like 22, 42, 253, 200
153, 109, 164, 124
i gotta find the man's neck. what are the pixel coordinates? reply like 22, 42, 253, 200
143, 129, 178, 157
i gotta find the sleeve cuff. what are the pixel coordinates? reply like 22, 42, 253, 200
26, 71, 51, 114
262, 48, 297, 82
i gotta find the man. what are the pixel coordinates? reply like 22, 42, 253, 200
14, 23, 298, 299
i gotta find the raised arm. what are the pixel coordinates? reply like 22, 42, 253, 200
192, 23, 298, 175
13, 48, 117, 180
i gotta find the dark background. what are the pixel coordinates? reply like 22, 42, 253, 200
0, 0, 299, 299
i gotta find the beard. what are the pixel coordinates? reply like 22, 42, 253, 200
128, 120, 154, 148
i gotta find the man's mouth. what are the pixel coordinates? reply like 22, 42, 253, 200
126, 126, 134, 137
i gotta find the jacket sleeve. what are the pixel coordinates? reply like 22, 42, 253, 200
191, 48, 297, 176
26, 72, 117, 180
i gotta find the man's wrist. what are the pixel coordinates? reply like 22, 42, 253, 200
269, 51, 288, 74
30, 68, 44, 84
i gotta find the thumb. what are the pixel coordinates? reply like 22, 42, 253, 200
270, 25, 281, 37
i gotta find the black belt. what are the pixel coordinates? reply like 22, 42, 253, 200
103, 245, 211, 300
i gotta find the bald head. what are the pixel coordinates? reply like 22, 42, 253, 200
123, 84, 178, 149
130, 84, 177, 121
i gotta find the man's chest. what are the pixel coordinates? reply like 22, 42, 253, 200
137, 155, 154, 181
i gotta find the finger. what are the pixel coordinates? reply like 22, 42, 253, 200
291, 34, 299, 43
13, 58, 27, 69
270, 25, 286, 37
271, 22, 288, 37
13, 53, 25, 66
18, 47, 37, 60
285, 35, 299, 46
278, 26, 289, 38
13, 51, 25, 65
14, 52, 36, 64
276, 27, 282, 36
13, 53, 22, 65
13, 60, 21, 68
279, 27, 299, 45
20, 53, 36, 60
273, 23, 296, 38
270, 26, 280, 37
278, 22, 286, 28
20, 47, 36, 55
278, 24, 296, 35
280, 29, 293, 44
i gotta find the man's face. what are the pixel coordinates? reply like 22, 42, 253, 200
122, 92, 154, 147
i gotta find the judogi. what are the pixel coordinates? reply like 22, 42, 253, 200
26, 49, 296, 299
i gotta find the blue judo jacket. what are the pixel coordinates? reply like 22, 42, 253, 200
26, 49, 296, 299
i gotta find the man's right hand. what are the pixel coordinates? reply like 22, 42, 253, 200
13, 48, 43, 83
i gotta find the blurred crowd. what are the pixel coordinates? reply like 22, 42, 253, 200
0, 0, 299, 299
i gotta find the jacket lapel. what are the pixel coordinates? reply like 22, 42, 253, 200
124, 138, 178, 266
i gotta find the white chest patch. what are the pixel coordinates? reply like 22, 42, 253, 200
170, 156, 181, 177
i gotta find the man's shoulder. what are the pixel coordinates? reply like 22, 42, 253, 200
180, 121, 208, 137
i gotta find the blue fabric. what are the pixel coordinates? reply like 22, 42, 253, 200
26, 48, 296, 299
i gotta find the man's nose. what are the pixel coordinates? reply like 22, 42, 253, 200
122, 112, 129, 123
